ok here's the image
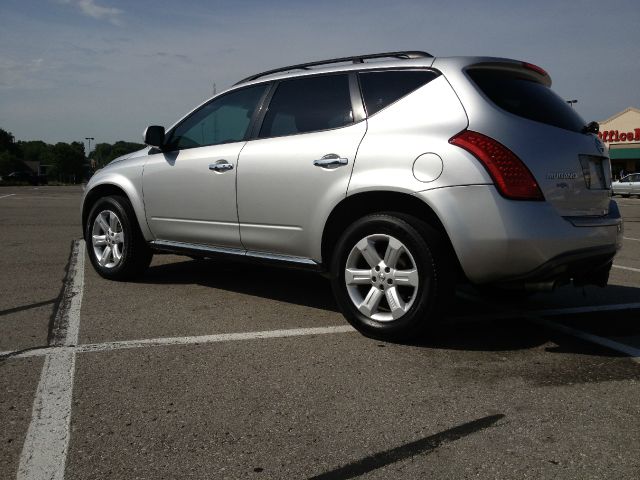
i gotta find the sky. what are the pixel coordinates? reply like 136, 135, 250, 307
1, 0, 639, 149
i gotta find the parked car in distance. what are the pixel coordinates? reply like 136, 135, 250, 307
612, 174, 639, 197
81, 50, 623, 340
2, 171, 47, 185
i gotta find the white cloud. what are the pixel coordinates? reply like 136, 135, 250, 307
60, 0, 123, 25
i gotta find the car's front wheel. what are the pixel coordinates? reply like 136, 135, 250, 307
330, 213, 455, 340
85, 195, 152, 280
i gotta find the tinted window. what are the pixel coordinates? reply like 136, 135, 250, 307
259, 74, 353, 138
468, 69, 586, 133
167, 84, 267, 150
359, 70, 439, 115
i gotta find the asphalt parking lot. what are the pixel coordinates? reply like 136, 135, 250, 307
1, 186, 639, 479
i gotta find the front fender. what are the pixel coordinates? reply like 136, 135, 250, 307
82, 158, 153, 241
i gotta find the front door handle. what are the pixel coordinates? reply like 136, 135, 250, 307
209, 160, 234, 173
313, 154, 348, 169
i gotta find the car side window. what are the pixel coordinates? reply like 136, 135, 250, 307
259, 74, 353, 138
166, 84, 267, 151
358, 70, 439, 116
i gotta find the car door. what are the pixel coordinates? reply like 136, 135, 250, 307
143, 84, 268, 248
631, 174, 640, 195
236, 73, 367, 261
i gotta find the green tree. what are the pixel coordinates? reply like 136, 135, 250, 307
0, 150, 25, 176
0, 128, 27, 176
17, 140, 49, 164
49, 142, 85, 183
0, 128, 17, 154
90, 141, 144, 168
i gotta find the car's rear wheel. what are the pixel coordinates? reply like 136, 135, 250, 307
85, 195, 152, 280
330, 213, 455, 340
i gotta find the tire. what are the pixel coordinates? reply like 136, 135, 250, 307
330, 213, 455, 340
85, 195, 152, 280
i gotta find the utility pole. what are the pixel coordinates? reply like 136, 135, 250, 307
213, 82, 217, 96
566, 99, 578, 108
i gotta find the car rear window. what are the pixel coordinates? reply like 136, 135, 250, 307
467, 69, 586, 133
359, 70, 439, 116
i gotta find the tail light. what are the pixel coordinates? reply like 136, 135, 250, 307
449, 130, 544, 201
522, 62, 548, 78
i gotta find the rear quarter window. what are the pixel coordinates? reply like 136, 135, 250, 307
259, 74, 353, 138
359, 70, 439, 116
467, 69, 586, 133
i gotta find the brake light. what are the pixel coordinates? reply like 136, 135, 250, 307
449, 130, 544, 201
522, 62, 548, 78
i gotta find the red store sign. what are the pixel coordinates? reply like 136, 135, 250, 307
598, 128, 640, 142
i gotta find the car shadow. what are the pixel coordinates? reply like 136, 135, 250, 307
139, 257, 640, 359
141, 257, 339, 312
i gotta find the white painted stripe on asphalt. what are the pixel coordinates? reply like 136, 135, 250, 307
0, 193, 16, 199
63, 241, 84, 346
16, 351, 76, 480
531, 318, 640, 364
2, 325, 357, 359
453, 292, 640, 322
77, 325, 357, 353
17, 240, 85, 480
456, 292, 640, 363
7, 301, 640, 359
613, 264, 640, 273
623, 236, 640, 242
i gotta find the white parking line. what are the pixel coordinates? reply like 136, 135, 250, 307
531, 318, 640, 364
2, 325, 357, 359
456, 292, 640, 363
613, 264, 640, 273
0, 193, 16, 199
78, 325, 356, 353
451, 294, 640, 322
17, 351, 76, 480
5, 301, 640, 360
17, 240, 84, 480
624, 236, 640, 242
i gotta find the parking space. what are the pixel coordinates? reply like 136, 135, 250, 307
0, 187, 81, 352
1, 187, 639, 479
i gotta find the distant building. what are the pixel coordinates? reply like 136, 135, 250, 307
598, 107, 640, 177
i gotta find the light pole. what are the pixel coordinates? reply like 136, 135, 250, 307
85, 137, 94, 156
85, 137, 95, 170
566, 99, 578, 108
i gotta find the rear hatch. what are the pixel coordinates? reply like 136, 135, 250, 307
466, 63, 611, 217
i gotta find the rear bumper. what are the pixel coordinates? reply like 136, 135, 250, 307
490, 245, 616, 289
415, 185, 623, 285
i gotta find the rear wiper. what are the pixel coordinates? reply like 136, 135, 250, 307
582, 121, 599, 134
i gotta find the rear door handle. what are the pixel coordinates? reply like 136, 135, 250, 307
313, 154, 348, 169
209, 160, 234, 172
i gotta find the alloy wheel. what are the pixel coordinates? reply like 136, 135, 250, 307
344, 234, 419, 321
91, 210, 125, 269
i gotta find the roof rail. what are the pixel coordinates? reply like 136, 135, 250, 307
234, 51, 433, 85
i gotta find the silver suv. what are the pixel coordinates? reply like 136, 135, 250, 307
82, 51, 623, 339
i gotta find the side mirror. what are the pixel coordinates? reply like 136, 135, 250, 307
582, 121, 599, 135
144, 125, 165, 148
